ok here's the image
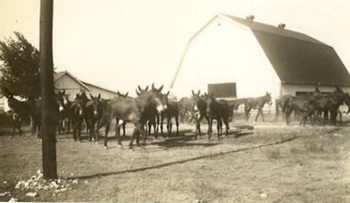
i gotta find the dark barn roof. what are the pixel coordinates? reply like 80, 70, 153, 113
223, 14, 350, 86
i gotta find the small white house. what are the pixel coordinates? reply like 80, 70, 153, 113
170, 14, 350, 99
54, 71, 119, 100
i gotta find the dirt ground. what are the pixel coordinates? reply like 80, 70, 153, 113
1, 118, 350, 202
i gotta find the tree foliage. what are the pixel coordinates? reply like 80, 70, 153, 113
0, 32, 40, 99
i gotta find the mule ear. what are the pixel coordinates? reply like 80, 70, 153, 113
97, 93, 101, 100
136, 89, 141, 96
166, 91, 170, 96
158, 85, 164, 92
192, 90, 195, 96
125, 92, 129, 97
151, 83, 155, 90
145, 86, 149, 91
137, 85, 142, 91
198, 90, 201, 95
89, 94, 95, 100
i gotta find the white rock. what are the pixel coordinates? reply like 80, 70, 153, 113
72, 179, 79, 184
49, 181, 59, 189
8, 197, 18, 202
25, 192, 38, 197
3, 181, 8, 184
260, 193, 267, 198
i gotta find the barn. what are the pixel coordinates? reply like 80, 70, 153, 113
170, 14, 350, 99
54, 71, 119, 100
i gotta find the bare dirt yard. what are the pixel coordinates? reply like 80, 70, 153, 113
1, 119, 350, 202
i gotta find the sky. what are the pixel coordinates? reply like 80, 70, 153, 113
1, 0, 350, 97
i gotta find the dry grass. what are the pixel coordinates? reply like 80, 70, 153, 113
1, 121, 350, 202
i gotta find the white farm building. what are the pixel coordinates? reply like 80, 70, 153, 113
170, 14, 350, 99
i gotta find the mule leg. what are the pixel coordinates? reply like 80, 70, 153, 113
175, 115, 179, 136
104, 121, 110, 148
160, 115, 164, 137
167, 117, 172, 137
208, 117, 213, 140
195, 114, 202, 139
216, 119, 221, 140
122, 121, 126, 136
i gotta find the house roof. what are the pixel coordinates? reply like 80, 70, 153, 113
54, 71, 91, 91
81, 81, 119, 95
222, 14, 350, 86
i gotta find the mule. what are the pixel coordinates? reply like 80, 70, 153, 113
244, 92, 272, 122
178, 97, 195, 123
115, 91, 129, 137
98, 89, 167, 149
5, 93, 41, 138
160, 92, 179, 136
191, 90, 210, 139
204, 93, 230, 140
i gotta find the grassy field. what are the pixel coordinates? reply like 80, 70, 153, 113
1, 119, 350, 202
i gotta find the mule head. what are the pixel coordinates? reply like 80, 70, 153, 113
151, 83, 164, 93
265, 92, 273, 105
117, 91, 129, 98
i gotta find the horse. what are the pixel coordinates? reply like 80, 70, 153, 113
98, 89, 168, 149
160, 92, 179, 136
191, 90, 210, 139
204, 93, 230, 140
244, 92, 272, 122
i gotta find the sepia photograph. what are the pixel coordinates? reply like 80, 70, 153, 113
1, 0, 350, 202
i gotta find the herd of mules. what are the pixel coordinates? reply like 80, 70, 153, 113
3, 85, 350, 149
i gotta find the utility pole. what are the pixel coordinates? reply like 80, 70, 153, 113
40, 0, 57, 179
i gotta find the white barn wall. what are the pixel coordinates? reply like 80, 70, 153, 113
172, 16, 281, 99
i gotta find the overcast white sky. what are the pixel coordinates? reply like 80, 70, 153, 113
1, 0, 350, 97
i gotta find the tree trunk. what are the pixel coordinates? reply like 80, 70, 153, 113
40, 0, 57, 179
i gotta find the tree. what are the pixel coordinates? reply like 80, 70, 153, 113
0, 32, 40, 99
40, 0, 57, 179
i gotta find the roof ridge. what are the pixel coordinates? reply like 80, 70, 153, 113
221, 14, 327, 45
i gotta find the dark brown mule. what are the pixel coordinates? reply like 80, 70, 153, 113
274, 95, 293, 121
5, 92, 41, 138
85, 93, 105, 141
56, 90, 72, 134
244, 92, 272, 122
191, 90, 210, 139
285, 96, 317, 126
135, 85, 158, 135
160, 91, 179, 136
70, 96, 85, 141
98, 89, 167, 149
204, 93, 230, 140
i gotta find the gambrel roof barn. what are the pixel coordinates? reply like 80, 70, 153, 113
171, 14, 350, 98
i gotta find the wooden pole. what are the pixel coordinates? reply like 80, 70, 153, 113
40, 0, 57, 179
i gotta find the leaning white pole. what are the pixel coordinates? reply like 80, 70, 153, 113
169, 15, 219, 90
